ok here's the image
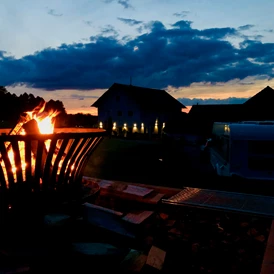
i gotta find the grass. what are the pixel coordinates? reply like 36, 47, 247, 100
83, 136, 217, 189
84, 137, 166, 186
84, 136, 274, 196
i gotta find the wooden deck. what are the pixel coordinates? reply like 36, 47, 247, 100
83, 177, 274, 274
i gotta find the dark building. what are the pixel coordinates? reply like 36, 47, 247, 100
243, 86, 274, 121
186, 86, 274, 137
91, 83, 186, 136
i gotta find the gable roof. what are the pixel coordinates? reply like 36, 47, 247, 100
244, 86, 274, 106
91, 83, 186, 111
187, 85, 274, 122
188, 104, 244, 122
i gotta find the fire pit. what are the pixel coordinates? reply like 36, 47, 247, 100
0, 127, 106, 223
0, 103, 106, 224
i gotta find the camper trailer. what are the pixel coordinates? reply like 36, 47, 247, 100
204, 121, 274, 181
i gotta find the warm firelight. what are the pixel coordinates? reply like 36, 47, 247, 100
26, 101, 59, 134
0, 101, 61, 187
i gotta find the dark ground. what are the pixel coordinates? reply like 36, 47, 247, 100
84, 136, 274, 196
0, 136, 272, 274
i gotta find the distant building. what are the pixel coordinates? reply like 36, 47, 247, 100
187, 104, 243, 136
91, 83, 186, 136
187, 85, 274, 137
243, 85, 274, 121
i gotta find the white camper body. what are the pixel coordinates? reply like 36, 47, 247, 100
209, 121, 274, 180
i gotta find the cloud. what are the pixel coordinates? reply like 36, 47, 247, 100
240, 34, 264, 41
1, 19, 274, 91
103, 0, 133, 9
117, 17, 143, 26
178, 97, 250, 106
144, 20, 166, 31
239, 40, 274, 63
199, 27, 238, 39
118, 0, 133, 9
238, 24, 255, 31
83, 20, 92, 26
71, 94, 100, 100
264, 29, 274, 33
136, 26, 143, 33
100, 25, 119, 36
47, 8, 63, 17
0, 50, 7, 59
173, 11, 190, 18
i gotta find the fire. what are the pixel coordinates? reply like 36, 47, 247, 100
26, 101, 59, 135
0, 101, 61, 187
37, 116, 55, 134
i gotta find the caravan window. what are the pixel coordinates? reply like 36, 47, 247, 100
248, 141, 274, 171
248, 140, 274, 155
248, 158, 274, 171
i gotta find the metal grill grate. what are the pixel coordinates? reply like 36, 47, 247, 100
162, 187, 274, 218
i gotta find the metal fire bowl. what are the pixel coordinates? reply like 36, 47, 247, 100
0, 128, 106, 220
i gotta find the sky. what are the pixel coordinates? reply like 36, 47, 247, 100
0, 0, 274, 115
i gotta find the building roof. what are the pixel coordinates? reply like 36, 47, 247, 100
244, 86, 274, 106
91, 83, 186, 111
188, 104, 244, 122
186, 85, 274, 130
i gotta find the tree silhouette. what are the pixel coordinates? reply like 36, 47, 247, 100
0, 86, 98, 128
0, 86, 8, 95
0, 86, 68, 127
45, 99, 66, 115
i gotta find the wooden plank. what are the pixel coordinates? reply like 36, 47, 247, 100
146, 246, 166, 271
82, 177, 182, 197
99, 180, 154, 197
127, 182, 182, 197
99, 187, 165, 205
122, 211, 154, 225
82, 177, 169, 205
83, 202, 135, 239
83, 202, 123, 217
120, 249, 148, 272
147, 193, 165, 204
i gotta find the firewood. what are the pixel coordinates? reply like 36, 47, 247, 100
0, 102, 45, 161
22, 119, 40, 135
8, 99, 45, 136
0, 112, 32, 162
9, 112, 32, 136
22, 119, 49, 178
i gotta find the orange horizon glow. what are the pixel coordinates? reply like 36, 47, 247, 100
7, 78, 274, 117
66, 107, 98, 116
182, 106, 192, 113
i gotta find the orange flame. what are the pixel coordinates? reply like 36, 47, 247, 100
26, 102, 60, 134
0, 101, 62, 187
